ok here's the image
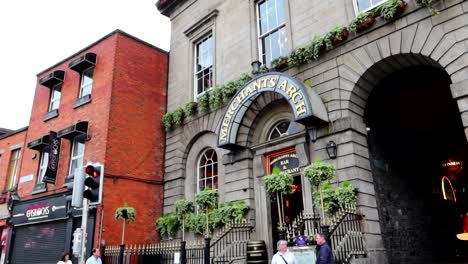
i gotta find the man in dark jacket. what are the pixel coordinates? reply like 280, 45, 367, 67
315, 233, 335, 264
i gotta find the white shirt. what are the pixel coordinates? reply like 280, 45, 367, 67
85, 256, 102, 264
271, 250, 297, 264
57, 261, 72, 264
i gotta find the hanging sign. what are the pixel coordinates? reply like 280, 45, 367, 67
442, 160, 462, 175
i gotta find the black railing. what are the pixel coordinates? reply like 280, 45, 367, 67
104, 221, 253, 264
330, 212, 366, 264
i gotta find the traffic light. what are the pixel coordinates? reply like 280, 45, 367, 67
83, 162, 104, 205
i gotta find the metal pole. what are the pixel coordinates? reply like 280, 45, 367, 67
204, 237, 211, 264
80, 196, 89, 264
180, 241, 186, 264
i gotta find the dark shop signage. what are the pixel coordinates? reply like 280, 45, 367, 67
43, 131, 61, 184
11, 196, 67, 226
269, 152, 300, 175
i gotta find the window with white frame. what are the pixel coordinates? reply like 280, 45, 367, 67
197, 148, 218, 192
354, 0, 387, 13
49, 83, 62, 111
257, 0, 288, 66
268, 120, 291, 140
79, 67, 94, 98
37, 149, 49, 183
7, 149, 21, 189
69, 138, 85, 175
194, 35, 213, 97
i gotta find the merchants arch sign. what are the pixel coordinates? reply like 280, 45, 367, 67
217, 73, 329, 150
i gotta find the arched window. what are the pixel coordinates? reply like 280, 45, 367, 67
268, 120, 291, 140
197, 148, 218, 192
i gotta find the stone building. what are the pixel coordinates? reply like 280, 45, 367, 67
0, 30, 168, 264
158, 0, 468, 263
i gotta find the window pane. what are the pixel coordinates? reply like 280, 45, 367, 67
80, 68, 94, 97
8, 149, 20, 188
195, 36, 213, 95
197, 148, 218, 192
276, 0, 285, 25
267, 0, 278, 30
259, 1, 268, 35
73, 141, 84, 156
357, 0, 371, 11
278, 27, 288, 56
270, 31, 280, 61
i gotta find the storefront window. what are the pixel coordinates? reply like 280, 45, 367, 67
268, 120, 290, 140
257, 0, 288, 66
197, 148, 218, 192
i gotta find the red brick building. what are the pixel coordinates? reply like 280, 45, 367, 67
0, 30, 167, 264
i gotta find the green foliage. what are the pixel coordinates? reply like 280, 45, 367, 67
378, 0, 406, 20
209, 85, 224, 109
156, 212, 180, 237
304, 80, 313, 88
324, 25, 348, 49
210, 201, 249, 228
172, 107, 185, 125
310, 35, 327, 60
334, 181, 357, 208
304, 160, 336, 187
271, 56, 288, 69
415, 0, 441, 15
187, 212, 207, 235
115, 203, 136, 223
264, 170, 294, 196
175, 198, 195, 221
195, 188, 219, 211
349, 12, 374, 32
313, 182, 338, 216
197, 92, 210, 113
184, 101, 198, 117
162, 112, 173, 131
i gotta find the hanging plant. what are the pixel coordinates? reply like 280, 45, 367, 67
311, 35, 327, 60
271, 56, 289, 70
184, 101, 198, 117
264, 167, 293, 228
172, 107, 185, 125
209, 85, 224, 110
415, 0, 441, 15
175, 198, 195, 241
162, 112, 173, 131
304, 160, 336, 221
197, 92, 210, 113
195, 188, 219, 237
379, 0, 407, 20
349, 12, 376, 33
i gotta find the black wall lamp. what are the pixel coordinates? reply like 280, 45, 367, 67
307, 127, 318, 143
251, 61, 261, 75
326, 140, 337, 159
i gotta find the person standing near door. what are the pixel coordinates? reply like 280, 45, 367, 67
271, 240, 297, 264
315, 233, 335, 264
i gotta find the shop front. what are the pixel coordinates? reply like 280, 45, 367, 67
7, 195, 95, 264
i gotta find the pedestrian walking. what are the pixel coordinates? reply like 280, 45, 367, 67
57, 252, 73, 264
315, 233, 335, 264
271, 240, 298, 264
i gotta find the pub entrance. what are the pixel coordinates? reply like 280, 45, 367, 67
365, 65, 468, 263
266, 148, 304, 247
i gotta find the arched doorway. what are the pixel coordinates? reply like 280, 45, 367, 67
365, 63, 468, 263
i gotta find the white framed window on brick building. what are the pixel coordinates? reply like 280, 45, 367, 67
37, 149, 49, 184
69, 138, 85, 175
49, 84, 62, 111
194, 34, 213, 97
257, 0, 288, 67
353, 0, 387, 14
79, 67, 94, 98
197, 148, 218, 192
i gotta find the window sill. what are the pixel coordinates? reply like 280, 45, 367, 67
44, 109, 59, 122
32, 183, 47, 194
74, 94, 92, 109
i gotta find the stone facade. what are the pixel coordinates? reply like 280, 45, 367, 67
160, 0, 468, 263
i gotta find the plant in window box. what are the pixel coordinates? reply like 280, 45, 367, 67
310, 35, 327, 60
271, 56, 288, 71
184, 101, 198, 117
209, 85, 224, 109
287, 47, 305, 67
325, 25, 349, 47
197, 92, 210, 113
163, 112, 174, 131
415, 0, 441, 15
379, 0, 407, 20
172, 107, 185, 125
349, 12, 376, 33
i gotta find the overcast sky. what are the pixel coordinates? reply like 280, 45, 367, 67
0, 0, 170, 130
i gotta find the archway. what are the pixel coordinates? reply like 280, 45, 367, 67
365, 63, 468, 263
